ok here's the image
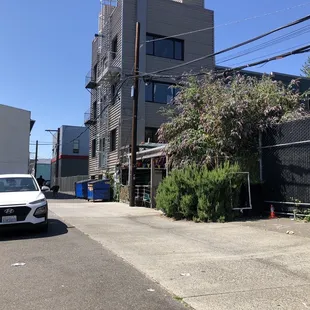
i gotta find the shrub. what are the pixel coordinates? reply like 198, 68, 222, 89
155, 162, 243, 222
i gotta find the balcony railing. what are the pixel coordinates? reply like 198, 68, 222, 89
96, 51, 121, 82
84, 109, 97, 125
85, 69, 97, 89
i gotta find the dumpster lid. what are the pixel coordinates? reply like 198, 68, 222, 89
88, 179, 109, 184
76, 179, 92, 184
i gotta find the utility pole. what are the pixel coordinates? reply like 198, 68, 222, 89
129, 22, 140, 207
55, 128, 60, 179
34, 140, 38, 178
45, 128, 60, 184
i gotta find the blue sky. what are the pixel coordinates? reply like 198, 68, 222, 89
0, 0, 309, 159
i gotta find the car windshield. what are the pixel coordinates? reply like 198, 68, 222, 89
0, 177, 39, 193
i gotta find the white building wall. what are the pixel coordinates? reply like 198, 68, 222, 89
0, 104, 31, 174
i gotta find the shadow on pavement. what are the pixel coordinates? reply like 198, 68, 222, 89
0, 219, 68, 241
44, 192, 76, 200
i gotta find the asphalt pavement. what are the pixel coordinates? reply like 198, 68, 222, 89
0, 214, 187, 310
49, 200, 310, 310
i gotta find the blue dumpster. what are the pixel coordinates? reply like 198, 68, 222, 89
75, 179, 91, 199
87, 179, 110, 202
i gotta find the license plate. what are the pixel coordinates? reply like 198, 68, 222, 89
2, 216, 17, 223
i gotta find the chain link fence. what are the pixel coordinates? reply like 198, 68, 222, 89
262, 118, 310, 210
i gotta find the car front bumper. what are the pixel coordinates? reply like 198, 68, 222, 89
0, 203, 48, 227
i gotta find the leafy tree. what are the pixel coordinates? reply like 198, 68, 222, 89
301, 56, 310, 77
158, 72, 304, 168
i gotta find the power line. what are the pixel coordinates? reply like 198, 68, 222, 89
141, 1, 310, 45
221, 44, 310, 75
225, 41, 310, 68
141, 43, 310, 81
217, 24, 310, 64
144, 14, 310, 75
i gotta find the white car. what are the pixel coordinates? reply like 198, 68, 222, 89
0, 174, 48, 231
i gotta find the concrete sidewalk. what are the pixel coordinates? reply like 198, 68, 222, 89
49, 200, 310, 310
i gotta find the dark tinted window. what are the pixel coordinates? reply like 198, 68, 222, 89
154, 39, 174, 59
112, 36, 118, 59
145, 83, 153, 102
93, 101, 97, 119
146, 33, 184, 61
92, 139, 96, 157
154, 83, 173, 104
146, 35, 154, 55
174, 40, 183, 60
110, 129, 117, 152
145, 82, 176, 104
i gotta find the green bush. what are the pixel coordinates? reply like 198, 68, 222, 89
155, 162, 243, 222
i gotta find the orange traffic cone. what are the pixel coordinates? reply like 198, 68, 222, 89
269, 204, 276, 219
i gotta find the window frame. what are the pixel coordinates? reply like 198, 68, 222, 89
91, 139, 96, 158
112, 35, 118, 60
93, 101, 97, 119
145, 81, 179, 104
146, 33, 184, 61
73, 139, 80, 154
99, 137, 106, 168
110, 128, 117, 152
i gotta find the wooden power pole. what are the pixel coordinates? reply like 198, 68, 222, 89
34, 140, 38, 178
129, 22, 140, 207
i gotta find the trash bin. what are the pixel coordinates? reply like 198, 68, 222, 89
87, 179, 110, 202
75, 179, 91, 199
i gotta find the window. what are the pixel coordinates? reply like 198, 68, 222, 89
73, 140, 80, 154
110, 129, 117, 152
93, 101, 97, 119
92, 139, 96, 157
111, 83, 118, 103
146, 33, 184, 60
112, 36, 118, 60
93, 64, 98, 80
0, 177, 38, 193
145, 81, 179, 104
145, 127, 159, 143
99, 137, 106, 167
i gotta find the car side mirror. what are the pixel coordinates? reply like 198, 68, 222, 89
41, 186, 50, 192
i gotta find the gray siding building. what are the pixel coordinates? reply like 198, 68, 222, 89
85, 0, 215, 178
51, 125, 89, 180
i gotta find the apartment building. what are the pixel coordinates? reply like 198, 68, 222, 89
85, 0, 215, 178
51, 125, 89, 181
0, 104, 35, 174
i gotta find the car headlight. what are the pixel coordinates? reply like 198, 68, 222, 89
34, 205, 48, 217
29, 198, 46, 205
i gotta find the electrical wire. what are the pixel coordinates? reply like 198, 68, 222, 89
144, 14, 310, 75
141, 1, 310, 45
226, 41, 310, 68
221, 44, 310, 75
217, 24, 310, 64
140, 43, 310, 81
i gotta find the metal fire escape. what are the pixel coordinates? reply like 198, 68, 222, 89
85, 0, 120, 172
